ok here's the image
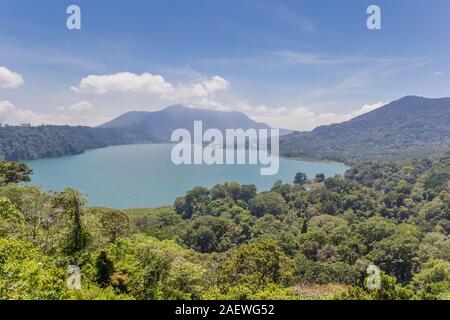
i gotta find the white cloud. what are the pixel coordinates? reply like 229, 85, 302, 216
0, 100, 68, 125
69, 101, 93, 113
201, 76, 229, 94
0, 101, 103, 126
236, 101, 385, 131
71, 72, 230, 101
0, 101, 16, 122
191, 98, 231, 112
433, 71, 443, 76
0, 66, 24, 89
347, 102, 385, 118
71, 72, 174, 95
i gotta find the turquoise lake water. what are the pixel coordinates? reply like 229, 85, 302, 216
25, 144, 349, 209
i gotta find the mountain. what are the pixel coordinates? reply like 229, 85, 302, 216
280, 96, 450, 164
2, 97, 448, 163
0, 105, 275, 161
100, 104, 272, 140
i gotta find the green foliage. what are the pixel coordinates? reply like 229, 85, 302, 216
0, 196, 23, 237
249, 192, 287, 217
0, 156, 449, 300
217, 238, 294, 288
95, 250, 115, 288
0, 238, 66, 299
293, 172, 308, 185
0, 125, 161, 161
369, 232, 420, 283
129, 207, 185, 240
336, 274, 416, 300
0, 161, 32, 185
97, 208, 130, 243
204, 283, 298, 300
53, 189, 90, 254
280, 96, 450, 164
411, 259, 450, 300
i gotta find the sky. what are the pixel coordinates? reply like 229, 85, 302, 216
0, 0, 449, 131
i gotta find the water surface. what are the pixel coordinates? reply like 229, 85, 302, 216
26, 144, 349, 209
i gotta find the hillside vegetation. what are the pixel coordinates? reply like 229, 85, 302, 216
1, 96, 448, 163
280, 96, 450, 164
0, 152, 449, 300
0, 125, 161, 161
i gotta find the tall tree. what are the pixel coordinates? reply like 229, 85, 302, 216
53, 189, 89, 254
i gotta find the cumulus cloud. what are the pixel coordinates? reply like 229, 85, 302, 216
0, 66, 24, 89
71, 72, 229, 100
71, 72, 173, 95
0, 100, 69, 125
190, 98, 231, 112
68, 101, 93, 113
201, 76, 229, 94
236, 101, 385, 131
0, 101, 101, 126
0, 101, 16, 122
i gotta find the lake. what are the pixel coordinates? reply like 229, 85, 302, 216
26, 144, 349, 209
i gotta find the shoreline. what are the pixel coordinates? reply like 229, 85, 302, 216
286, 156, 349, 167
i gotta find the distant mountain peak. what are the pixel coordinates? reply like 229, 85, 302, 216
163, 104, 191, 112
100, 104, 273, 140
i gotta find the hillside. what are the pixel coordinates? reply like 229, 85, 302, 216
0, 125, 161, 161
100, 104, 271, 139
0, 105, 275, 161
1, 154, 449, 299
1, 97, 449, 163
280, 96, 450, 164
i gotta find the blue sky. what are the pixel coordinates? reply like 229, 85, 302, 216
0, 0, 449, 130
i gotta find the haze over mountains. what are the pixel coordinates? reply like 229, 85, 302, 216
0, 96, 449, 162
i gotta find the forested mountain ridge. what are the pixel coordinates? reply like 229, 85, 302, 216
1, 96, 449, 163
0, 105, 276, 161
0, 125, 162, 161
280, 96, 450, 164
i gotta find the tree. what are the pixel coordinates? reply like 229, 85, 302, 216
336, 274, 416, 300
218, 238, 294, 288
412, 259, 450, 300
293, 172, 308, 185
185, 225, 217, 253
95, 250, 115, 288
370, 233, 420, 283
53, 188, 89, 254
315, 173, 325, 182
0, 238, 66, 299
174, 187, 210, 219
182, 216, 232, 253
0, 162, 32, 185
0, 196, 23, 236
98, 209, 130, 243
249, 192, 287, 217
